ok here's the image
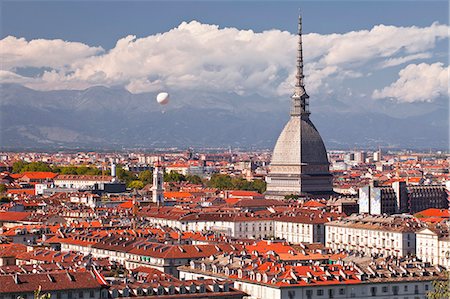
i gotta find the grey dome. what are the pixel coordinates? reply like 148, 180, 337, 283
271, 116, 328, 166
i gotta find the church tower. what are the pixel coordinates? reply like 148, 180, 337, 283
265, 16, 333, 200
152, 162, 165, 205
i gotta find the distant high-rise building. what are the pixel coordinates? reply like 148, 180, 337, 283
354, 151, 367, 164
373, 149, 382, 162
265, 16, 333, 200
359, 181, 448, 215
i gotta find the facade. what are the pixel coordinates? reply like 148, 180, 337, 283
143, 207, 340, 242
265, 16, 332, 200
273, 210, 340, 244
359, 181, 448, 215
416, 226, 450, 269
58, 233, 240, 278
53, 174, 113, 190
179, 253, 443, 299
325, 214, 424, 257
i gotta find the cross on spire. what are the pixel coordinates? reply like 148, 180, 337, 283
290, 14, 310, 118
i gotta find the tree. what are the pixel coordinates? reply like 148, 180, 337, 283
116, 167, 137, 185
75, 166, 102, 175
186, 174, 203, 185
20, 162, 52, 173
164, 171, 186, 182
128, 180, 145, 189
138, 170, 153, 185
58, 166, 78, 174
0, 184, 7, 194
427, 272, 449, 299
12, 161, 27, 173
251, 179, 267, 194
207, 174, 233, 190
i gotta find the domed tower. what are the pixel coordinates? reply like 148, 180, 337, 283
265, 16, 333, 199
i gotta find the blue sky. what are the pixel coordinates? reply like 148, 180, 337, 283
2, 1, 448, 49
0, 0, 448, 118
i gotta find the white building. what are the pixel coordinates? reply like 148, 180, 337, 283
179, 253, 442, 299
273, 210, 339, 244
416, 226, 450, 269
325, 214, 424, 257
53, 174, 113, 189
142, 207, 275, 239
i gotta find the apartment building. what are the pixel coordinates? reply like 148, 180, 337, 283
325, 214, 424, 257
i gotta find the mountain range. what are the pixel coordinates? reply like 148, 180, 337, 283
0, 83, 447, 151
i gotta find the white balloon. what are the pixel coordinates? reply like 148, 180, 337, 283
156, 92, 170, 105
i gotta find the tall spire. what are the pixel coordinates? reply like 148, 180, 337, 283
290, 14, 310, 118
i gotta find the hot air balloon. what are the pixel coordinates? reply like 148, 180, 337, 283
156, 92, 170, 105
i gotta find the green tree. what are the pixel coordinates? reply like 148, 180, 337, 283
116, 167, 137, 185
58, 166, 78, 174
164, 171, 187, 182
251, 179, 267, 194
427, 272, 450, 299
207, 174, 234, 190
138, 170, 153, 185
12, 161, 28, 173
128, 180, 145, 189
0, 184, 7, 194
21, 162, 52, 173
186, 174, 203, 185
75, 166, 102, 175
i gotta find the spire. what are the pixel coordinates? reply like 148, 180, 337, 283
290, 14, 310, 118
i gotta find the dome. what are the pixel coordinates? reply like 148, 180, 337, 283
271, 116, 329, 167
265, 16, 333, 199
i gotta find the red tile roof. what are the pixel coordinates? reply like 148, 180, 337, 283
0, 211, 32, 222
0, 271, 103, 293
21, 172, 58, 180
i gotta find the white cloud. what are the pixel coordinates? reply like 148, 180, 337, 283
0, 21, 448, 99
0, 36, 103, 70
320, 23, 447, 67
379, 53, 432, 68
372, 62, 449, 102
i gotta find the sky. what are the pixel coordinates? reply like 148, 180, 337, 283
0, 0, 449, 117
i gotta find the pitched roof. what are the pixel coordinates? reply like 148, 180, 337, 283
0, 211, 32, 222
21, 172, 58, 180
0, 271, 102, 294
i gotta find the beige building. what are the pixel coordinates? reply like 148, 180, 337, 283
416, 226, 450, 269
325, 214, 424, 257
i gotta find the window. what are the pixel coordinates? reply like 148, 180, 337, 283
382, 286, 388, 293
90, 290, 95, 298
317, 289, 324, 296
306, 290, 313, 299
370, 287, 377, 296
56, 293, 62, 299
393, 286, 399, 295
79, 291, 84, 298
414, 285, 419, 294
404, 285, 408, 292
339, 288, 345, 295
425, 284, 429, 291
